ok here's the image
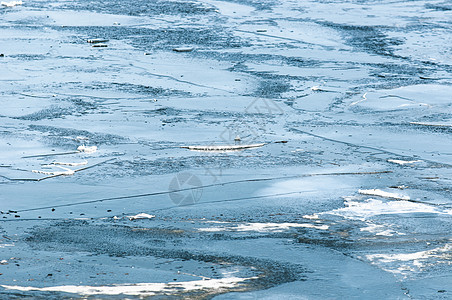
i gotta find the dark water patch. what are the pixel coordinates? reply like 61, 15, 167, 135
143, 107, 182, 116
322, 22, 405, 57
368, 62, 429, 77
58, 26, 245, 51
14, 98, 96, 121
221, 0, 274, 10
55, 0, 216, 16
91, 82, 191, 97
241, 72, 292, 98
425, 3, 452, 11
109, 152, 318, 177
8, 54, 47, 61
24, 220, 303, 296
15, 105, 76, 121
253, 78, 292, 99
202, 51, 320, 68
241, 19, 279, 26
409, 123, 452, 134
28, 125, 128, 146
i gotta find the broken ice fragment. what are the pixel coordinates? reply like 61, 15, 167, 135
181, 143, 265, 152
77, 145, 97, 153
1, 1, 22, 7
32, 166, 75, 176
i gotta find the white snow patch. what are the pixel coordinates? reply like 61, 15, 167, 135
1, 276, 256, 296
358, 189, 410, 200
302, 214, 319, 220
387, 159, 421, 165
199, 222, 329, 232
360, 223, 405, 237
364, 243, 452, 275
1, 1, 22, 7
323, 198, 450, 221
127, 213, 155, 220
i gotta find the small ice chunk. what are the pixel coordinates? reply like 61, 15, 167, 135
87, 38, 109, 43
77, 145, 97, 153
128, 213, 155, 220
173, 47, 193, 53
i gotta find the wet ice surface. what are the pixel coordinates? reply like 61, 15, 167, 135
0, 0, 451, 298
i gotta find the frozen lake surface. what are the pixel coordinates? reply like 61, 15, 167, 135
1, 0, 451, 298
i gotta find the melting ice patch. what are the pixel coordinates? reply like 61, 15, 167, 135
322, 197, 452, 221
364, 243, 452, 276
358, 189, 410, 200
1, 1, 22, 7
199, 222, 328, 232
360, 223, 405, 237
351, 84, 452, 111
1, 276, 257, 297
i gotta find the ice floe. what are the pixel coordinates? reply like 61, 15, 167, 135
1, 276, 257, 296
323, 198, 451, 221
199, 222, 328, 232
32, 166, 75, 176
364, 243, 452, 275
